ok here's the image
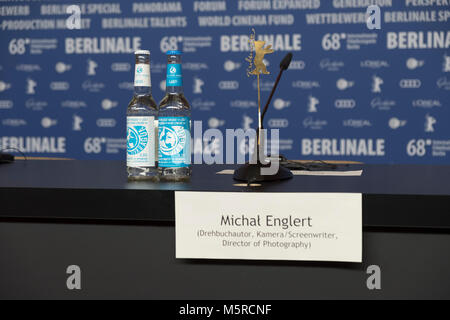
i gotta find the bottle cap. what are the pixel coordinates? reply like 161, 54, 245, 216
166, 50, 182, 55
135, 50, 150, 55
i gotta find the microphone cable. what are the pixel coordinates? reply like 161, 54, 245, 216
277, 155, 346, 171
0, 148, 28, 163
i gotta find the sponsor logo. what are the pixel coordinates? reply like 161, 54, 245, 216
307, 95, 319, 113
253, 80, 275, 92
242, 114, 254, 130
343, 119, 372, 128
337, 78, 354, 90
159, 125, 187, 157
275, 139, 293, 152
289, 60, 305, 70
0, 100, 13, 109
437, 76, 450, 90
61, 100, 87, 109
335, 99, 356, 109
388, 117, 406, 130
111, 62, 131, 72
192, 98, 216, 111
41, 117, 57, 128
101, 99, 118, 110
412, 99, 442, 109
150, 62, 166, 73
50, 81, 70, 91
444, 54, 450, 72
0, 81, 12, 92
371, 97, 396, 111
224, 60, 241, 72
292, 80, 320, 89
360, 60, 389, 69
159, 79, 166, 91
16, 64, 41, 72
136, 65, 145, 74
268, 118, 289, 128
26, 99, 47, 111
82, 80, 105, 92
127, 126, 148, 156
406, 58, 425, 70
97, 118, 116, 128
273, 98, 291, 110
230, 100, 256, 109
320, 59, 344, 71
372, 75, 384, 93
26, 78, 37, 94
193, 76, 205, 94
87, 58, 98, 75
219, 80, 239, 90
425, 114, 436, 133
400, 79, 421, 88
118, 82, 134, 90
2, 119, 27, 127
73, 114, 83, 131
183, 62, 209, 71
389, 118, 407, 130
303, 117, 327, 130
55, 62, 72, 73
208, 117, 225, 128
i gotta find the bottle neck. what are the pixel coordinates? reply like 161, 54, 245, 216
134, 86, 151, 95
165, 60, 183, 95
134, 59, 151, 96
166, 85, 183, 95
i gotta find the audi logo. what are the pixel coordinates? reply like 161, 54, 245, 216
50, 81, 70, 91
96, 119, 117, 128
290, 60, 306, 70
399, 79, 421, 88
335, 99, 356, 109
268, 119, 289, 128
218, 81, 239, 90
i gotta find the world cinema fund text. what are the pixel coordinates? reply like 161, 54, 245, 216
196, 214, 338, 250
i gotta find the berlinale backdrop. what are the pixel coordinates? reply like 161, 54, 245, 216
0, 0, 449, 164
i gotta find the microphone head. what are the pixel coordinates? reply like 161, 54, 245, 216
280, 53, 293, 70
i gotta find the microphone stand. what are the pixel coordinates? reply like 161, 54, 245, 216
261, 68, 283, 129
233, 53, 294, 183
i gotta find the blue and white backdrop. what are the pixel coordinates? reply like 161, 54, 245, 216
0, 0, 449, 163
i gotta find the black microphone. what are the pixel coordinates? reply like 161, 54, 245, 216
0, 152, 14, 164
280, 52, 293, 71
261, 53, 293, 125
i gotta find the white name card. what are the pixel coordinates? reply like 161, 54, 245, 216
175, 192, 362, 263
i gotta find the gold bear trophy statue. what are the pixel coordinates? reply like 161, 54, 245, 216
234, 29, 293, 183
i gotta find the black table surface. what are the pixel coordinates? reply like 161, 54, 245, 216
0, 160, 449, 229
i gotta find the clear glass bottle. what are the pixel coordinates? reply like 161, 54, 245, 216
158, 51, 191, 181
126, 50, 158, 181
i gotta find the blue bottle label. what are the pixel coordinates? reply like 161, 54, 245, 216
166, 63, 182, 87
127, 116, 155, 167
158, 116, 190, 167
